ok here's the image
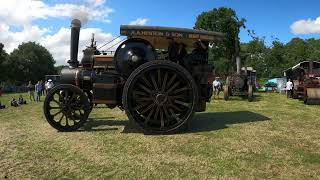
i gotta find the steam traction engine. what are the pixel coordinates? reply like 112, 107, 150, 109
43, 19, 224, 134
224, 67, 256, 102
284, 60, 320, 104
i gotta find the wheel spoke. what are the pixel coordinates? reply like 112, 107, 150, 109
141, 103, 155, 114
58, 114, 65, 123
171, 86, 190, 94
51, 110, 62, 117
65, 115, 69, 126
154, 106, 160, 121
134, 102, 150, 111
150, 73, 158, 91
134, 90, 149, 97
49, 106, 61, 110
136, 97, 153, 102
167, 81, 180, 94
169, 95, 185, 100
145, 106, 155, 124
141, 74, 152, 88
138, 84, 152, 94
169, 108, 181, 122
157, 69, 161, 88
52, 99, 60, 106
174, 100, 191, 108
166, 74, 176, 90
161, 72, 168, 91
170, 104, 183, 112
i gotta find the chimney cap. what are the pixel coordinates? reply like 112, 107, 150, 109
71, 19, 81, 28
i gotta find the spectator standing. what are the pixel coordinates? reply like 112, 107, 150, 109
286, 79, 294, 98
212, 77, 221, 99
27, 81, 35, 101
40, 80, 45, 96
35, 81, 42, 102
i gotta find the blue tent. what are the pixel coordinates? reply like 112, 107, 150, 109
266, 78, 286, 92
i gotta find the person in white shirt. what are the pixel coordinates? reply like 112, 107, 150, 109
212, 77, 221, 99
46, 79, 54, 93
286, 79, 294, 98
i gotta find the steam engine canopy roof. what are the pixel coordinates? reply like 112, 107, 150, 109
284, 61, 320, 72
120, 25, 224, 49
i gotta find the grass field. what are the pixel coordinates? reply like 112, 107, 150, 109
0, 92, 320, 179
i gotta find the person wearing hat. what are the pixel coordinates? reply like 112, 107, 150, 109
46, 79, 54, 93
183, 39, 208, 71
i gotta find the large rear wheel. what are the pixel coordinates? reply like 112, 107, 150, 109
43, 84, 91, 131
123, 60, 198, 134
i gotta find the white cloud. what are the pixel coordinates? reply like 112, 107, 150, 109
0, 0, 116, 65
41, 27, 120, 65
129, 18, 149, 26
86, 0, 107, 7
0, 0, 113, 26
0, 23, 49, 53
291, 17, 320, 35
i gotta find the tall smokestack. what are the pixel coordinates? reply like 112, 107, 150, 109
68, 19, 81, 68
235, 36, 241, 75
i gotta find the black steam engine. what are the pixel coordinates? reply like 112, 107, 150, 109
43, 19, 224, 134
223, 67, 256, 102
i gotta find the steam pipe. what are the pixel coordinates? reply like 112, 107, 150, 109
67, 19, 81, 68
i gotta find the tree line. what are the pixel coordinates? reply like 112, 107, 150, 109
241, 36, 320, 78
0, 42, 56, 85
195, 7, 320, 78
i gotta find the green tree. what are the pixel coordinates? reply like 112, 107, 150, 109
284, 38, 309, 66
7, 42, 56, 85
267, 40, 286, 77
0, 43, 9, 84
305, 38, 320, 60
194, 7, 246, 75
241, 37, 268, 78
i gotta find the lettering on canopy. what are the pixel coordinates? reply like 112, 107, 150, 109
121, 29, 218, 41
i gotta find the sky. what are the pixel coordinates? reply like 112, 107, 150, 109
1, 0, 320, 65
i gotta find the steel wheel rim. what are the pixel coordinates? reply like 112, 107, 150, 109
127, 65, 196, 132
44, 87, 88, 130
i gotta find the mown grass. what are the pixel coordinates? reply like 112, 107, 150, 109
0, 92, 320, 179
